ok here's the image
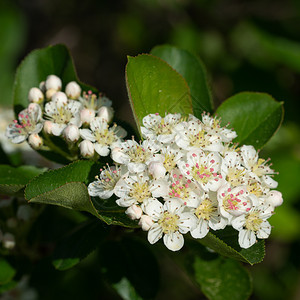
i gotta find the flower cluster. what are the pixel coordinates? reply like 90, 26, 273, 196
5, 75, 126, 159
88, 113, 283, 251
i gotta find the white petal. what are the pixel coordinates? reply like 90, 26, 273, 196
178, 213, 197, 234
148, 223, 163, 244
143, 199, 164, 220
163, 231, 184, 251
150, 179, 169, 198
231, 215, 246, 231
164, 198, 184, 215
191, 219, 209, 239
11, 134, 27, 144
80, 129, 96, 141
116, 198, 136, 207
238, 229, 256, 249
257, 221, 271, 239
94, 144, 110, 156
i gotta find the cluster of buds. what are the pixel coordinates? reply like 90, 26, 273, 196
88, 113, 283, 251
6, 75, 126, 159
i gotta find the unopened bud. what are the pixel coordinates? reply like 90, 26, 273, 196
64, 125, 80, 142
148, 161, 166, 179
39, 81, 46, 92
266, 191, 283, 207
52, 91, 68, 107
79, 140, 94, 158
28, 87, 44, 103
97, 106, 114, 123
80, 108, 95, 125
45, 75, 62, 91
125, 205, 142, 220
65, 81, 81, 99
46, 88, 57, 100
43, 121, 53, 134
28, 133, 43, 149
2, 233, 15, 250
138, 215, 154, 231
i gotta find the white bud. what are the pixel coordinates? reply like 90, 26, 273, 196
43, 121, 53, 134
65, 81, 81, 99
51, 91, 68, 107
138, 215, 154, 231
125, 205, 142, 220
28, 87, 44, 103
148, 161, 166, 179
45, 74, 62, 91
28, 133, 43, 149
80, 108, 95, 125
79, 140, 94, 158
266, 191, 283, 207
64, 125, 80, 142
2, 233, 15, 250
17, 205, 34, 221
97, 106, 114, 123
39, 81, 46, 92
46, 88, 57, 100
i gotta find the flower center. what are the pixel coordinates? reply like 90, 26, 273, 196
195, 199, 217, 220
129, 182, 151, 203
245, 212, 263, 231
97, 168, 120, 190
190, 159, 221, 185
163, 153, 177, 172
247, 180, 263, 197
94, 125, 118, 145
226, 167, 246, 187
169, 174, 191, 203
158, 211, 180, 234
48, 106, 73, 124
154, 119, 174, 135
127, 145, 149, 163
188, 130, 212, 148
222, 188, 248, 211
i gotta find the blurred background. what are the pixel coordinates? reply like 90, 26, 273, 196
1, 0, 300, 299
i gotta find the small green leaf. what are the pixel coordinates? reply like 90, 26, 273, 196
125, 54, 193, 135
151, 45, 213, 116
53, 219, 107, 270
193, 226, 265, 265
216, 92, 284, 149
0, 259, 16, 285
25, 160, 138, 228
193, 256, 252, 300
0, 164, 46, 195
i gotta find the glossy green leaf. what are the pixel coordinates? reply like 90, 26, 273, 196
193, 256, 252, 300
216, 92, 283, 149
125, 54, 193, 135
196, 226, 265, 265
0, 164, 46, 195
0, 259, 16, 285
53, 220, 107, 270
151, 45, 213, 116
25, 160, 138, 228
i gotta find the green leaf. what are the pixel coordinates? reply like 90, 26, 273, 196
216, 92, 284, 149
0, 164, 46, 196
12, 44, 97, 163
193, 256, 252, 300
53, 219, 108, 270
25, 160, 138, 228
125, 54, 193, 135
113, 278, 143, 300
193, 226, 265, 265
0, 258, 16, 285
151, 45, 213, 116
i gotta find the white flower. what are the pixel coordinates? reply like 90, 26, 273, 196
65, 81, 81, 99
6, 103, 43, 143
191, 192, 227, 239
144, 198, 196, 251
232, 204, 273, 249
178, 150, 223, 192
175, 119, 223, 152
51, 91, 68, 107
141, 113, 182, 144
114, 172, 168, 208
79, 91, 112, 111
201, 113, 237, 143
111, 139, 159, 173
217, 184, 253, 220
28, 87, 44, 103
80, 117, 127, 156
79, 140, 94, 158
88, 165, 126, 199
45, 74, 62, 91
45, 99, 82, 136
